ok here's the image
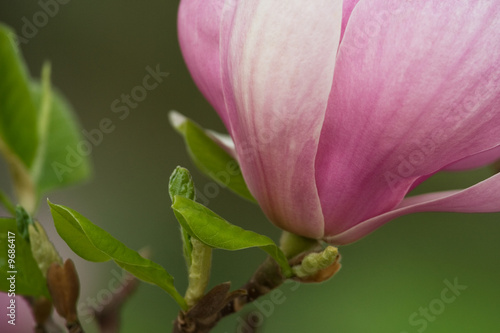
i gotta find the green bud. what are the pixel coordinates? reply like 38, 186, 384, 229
169, 166, 196, 269
169, 166, 196, 202
29, 221, 62, 277
292, 246, 339, 278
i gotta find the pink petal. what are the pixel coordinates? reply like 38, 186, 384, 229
178, 0, 231, 130
219, 1, 343, 238
444, 145, 500, 171
410, 144, 500, 191
327, 172, 500, 245
340, 0, 362, 41
316, 1, 500, 237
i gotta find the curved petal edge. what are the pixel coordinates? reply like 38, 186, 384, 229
327, 172, 500, 245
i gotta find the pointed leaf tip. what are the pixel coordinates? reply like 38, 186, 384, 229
170, 113, 255, 202
168, 110, 187, 130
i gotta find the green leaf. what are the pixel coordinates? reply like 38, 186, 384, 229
0, 218, 49, 297
29, 74, 91, 194
169, 111, 255, 202
0, 25, 91, 212
0, 24, 38, 168
168, 166, 195, 267
172, 195, 292, 277
48, 201, 188, 310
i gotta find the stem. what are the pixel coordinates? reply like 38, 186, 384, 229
279, 231, 319, 259
221, 257, 285, 316
30, 63, 52, 187
185, 238, 213, 308
0, 137, 37, 213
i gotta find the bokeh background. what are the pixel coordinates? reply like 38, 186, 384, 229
1, 1, 499, 332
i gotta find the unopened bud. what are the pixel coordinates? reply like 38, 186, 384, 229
168, 166, 196, 269
29, 222, 62, 277
292, 246, 341, 283
169, 166, 196, 201
47, 259, 80, 323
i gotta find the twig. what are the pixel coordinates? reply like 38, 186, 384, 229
172, 243, 342, 333
173, 257, 285, 333
221, 257, 284, 317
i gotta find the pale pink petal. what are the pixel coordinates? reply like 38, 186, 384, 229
327, 172, 500, 245
178, 0, 231, 130
219, 1, 343, 238
341, 0, 362, 41
444, 145, 500, 171
316, 1, 500, 236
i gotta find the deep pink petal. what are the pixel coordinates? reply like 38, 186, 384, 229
316, 1, 500, 236
178, 0, 231, 130
219, 1, 343, 238
327, 172, 500, 245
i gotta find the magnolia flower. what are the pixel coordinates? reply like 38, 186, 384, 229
177, 0, 500, 244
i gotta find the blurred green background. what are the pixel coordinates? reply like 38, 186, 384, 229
0, 1, 499, 332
